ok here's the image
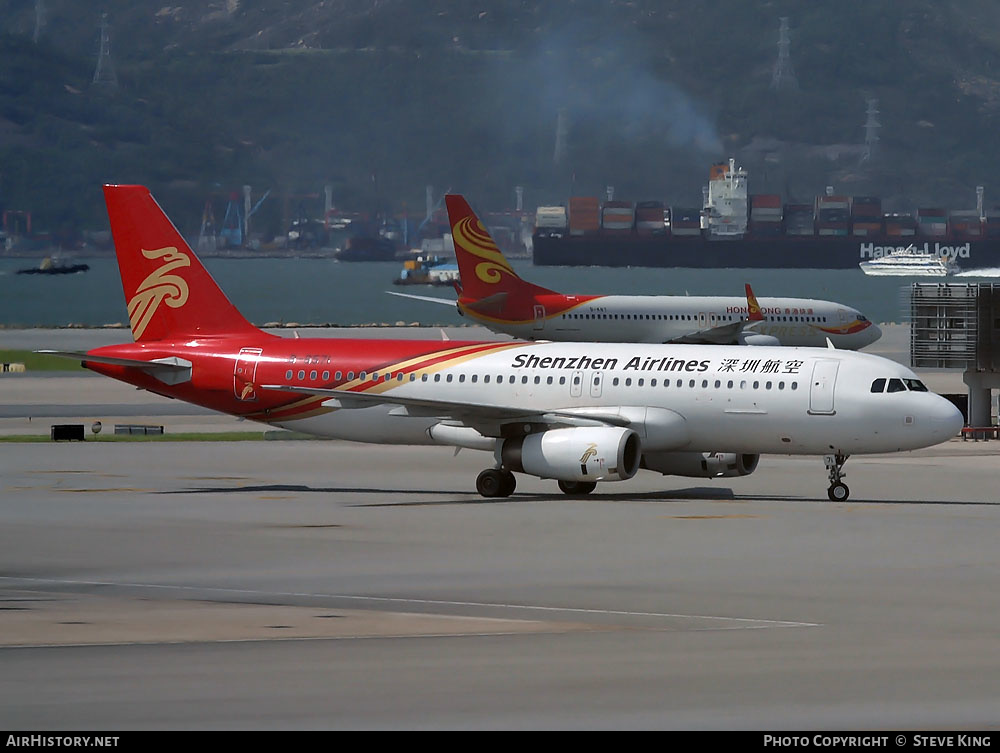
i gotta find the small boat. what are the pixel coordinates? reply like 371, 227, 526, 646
16, 257, 90, 275
859, 245, 958, 277
393, 255, 460, 286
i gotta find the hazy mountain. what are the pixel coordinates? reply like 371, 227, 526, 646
1, 0, 999, 239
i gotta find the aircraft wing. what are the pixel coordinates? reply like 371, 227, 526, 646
666, 320, 749, 345
260, 383, 631, 436
36, 350, 193, 384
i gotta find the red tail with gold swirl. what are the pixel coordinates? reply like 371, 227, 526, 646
445, 194, 554, 305
103, 185, 259, 342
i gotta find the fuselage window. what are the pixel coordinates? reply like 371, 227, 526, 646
791, 382, 798, 390
434, 374, 441, 382
347, 371, 355, 380
509, 375, 516, 384
471, 375, 477, 383
778, 381, 785, 390
335, 371, 342, 380
458, 374, 465, 383
359, 371, 367, 381
421, 373, 428, 382
871, 378, 886, 393
446, 374, 453, 383
701, 379, 708, 388
372, 372, 378, 381
409, 373, 416, 381
534, 376, 540, 384
727, 380, 733, 389
637, 378, 644, 387
522, 376, 528, 384
297, 370, 305, 380
613, 377, 620, 386
714, 380, 721, 388
765, 381, 773, 390
740, 380, 746, 389
484, 375, 490, 384
322, 371, 330, 380
625, 378, 632, 386
753, 380, 760, 389
651, 379, 657, 387
547, 376, 553, 385
285, 370, 292, 380
559, 377, 566, 385
887, 378, 906, 393
689, 379, 695, 388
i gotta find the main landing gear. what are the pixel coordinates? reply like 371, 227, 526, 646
476, 468, 516, 498
557, 480, 597, 496
824, 453, 850, 501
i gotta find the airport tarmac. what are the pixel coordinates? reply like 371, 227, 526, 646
1, 326, 999, 729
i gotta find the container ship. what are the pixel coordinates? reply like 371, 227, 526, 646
531, 159, 1000, 271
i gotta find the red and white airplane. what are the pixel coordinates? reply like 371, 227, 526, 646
389, 195, 881, 349
43, 185, 961, 501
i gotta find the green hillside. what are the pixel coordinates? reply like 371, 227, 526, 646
1, 0, 999, 239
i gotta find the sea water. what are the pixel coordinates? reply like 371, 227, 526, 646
2, 256, 997, 330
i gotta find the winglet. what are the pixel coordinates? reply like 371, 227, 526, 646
745, 283, 764, 322
826, 337, 836, 349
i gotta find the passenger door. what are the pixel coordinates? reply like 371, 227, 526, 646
808, 359, 839, 414
234, 347, 262, 401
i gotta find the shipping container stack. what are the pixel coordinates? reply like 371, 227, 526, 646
784, 203, 815, 236
917, 208, 948, 238
949, 209, 982, 241
534, 206, 567, 236
816, 195, 850, 236
568, 197, 600, 236
601, 200, 635, 235
749, 194, 782, 237
635, 201, 669, 236
851, 196, 883, 236
884, 213, 917, 237
670, 207, 702, 236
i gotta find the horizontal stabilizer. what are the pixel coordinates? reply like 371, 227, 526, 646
36, 351, 192, 384
385, 291, 457, 306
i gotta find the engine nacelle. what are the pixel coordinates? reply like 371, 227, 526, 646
641, 451, 760, 478
738, 332, 781, 346
501, 427, 641, 483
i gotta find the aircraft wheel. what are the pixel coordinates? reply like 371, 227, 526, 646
558, 480, 597, 496
499, 470, 516, 497
827, 482, 850, 502
477, 469, 510, 498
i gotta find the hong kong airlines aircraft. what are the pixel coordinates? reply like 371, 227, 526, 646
44, 186, 960, 502
389, 195, 881, 349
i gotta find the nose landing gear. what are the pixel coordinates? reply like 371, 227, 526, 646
824, 453, 850, 501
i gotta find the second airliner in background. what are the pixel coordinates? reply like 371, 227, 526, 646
390, 195, 881, 349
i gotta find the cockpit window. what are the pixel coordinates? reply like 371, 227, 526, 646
870, 378, 886, 393
887, 378, 907, 393
904, 379, 928, 392
858, 315, 869, 322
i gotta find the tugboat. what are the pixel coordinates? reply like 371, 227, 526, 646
16, 257, 89, 275
392, 255, 459, 286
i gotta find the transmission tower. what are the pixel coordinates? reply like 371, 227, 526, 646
861, 98, 880, 163
33, 0, 46, 43
92, 13, 118, 89
553, 108, 568, 167
770, 17, 797, 91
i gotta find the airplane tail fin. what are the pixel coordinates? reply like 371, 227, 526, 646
745, 283, 765, 322
445, 194, 554, 304
103, 185, 260, 342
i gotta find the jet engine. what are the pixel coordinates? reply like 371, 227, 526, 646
641, 451, 759, 478
738, 332, 781, 346
501, 426, 641, 482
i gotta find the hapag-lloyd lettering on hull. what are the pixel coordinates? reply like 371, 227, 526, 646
859, 242, 970, 260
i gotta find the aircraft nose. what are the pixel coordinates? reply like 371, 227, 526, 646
864, 321, 882, 346
929, 396, 964, 442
